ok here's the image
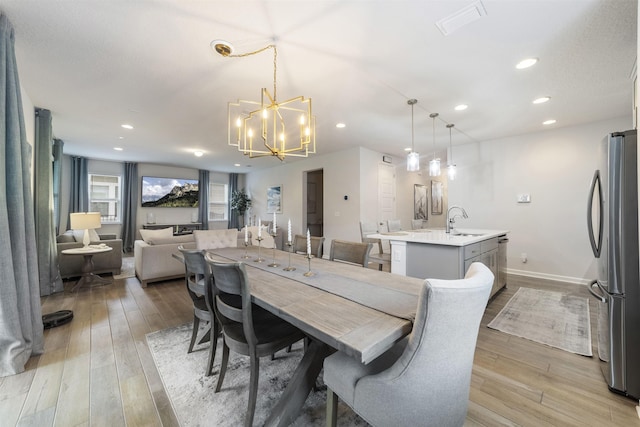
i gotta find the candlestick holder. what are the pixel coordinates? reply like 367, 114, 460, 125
254, 236, 265, 262
303, 254, 315, 277
283, 241, 295, 271
268, 232, 280, 267
241, 241, 250, 259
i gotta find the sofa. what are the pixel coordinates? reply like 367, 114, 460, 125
56, 230, 123, 279
134, 228, 247, 287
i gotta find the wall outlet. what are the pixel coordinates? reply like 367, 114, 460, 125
517, 194, 531, 203
521, 252, 528, 263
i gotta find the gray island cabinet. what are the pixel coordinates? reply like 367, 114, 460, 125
368, 228, 509, 298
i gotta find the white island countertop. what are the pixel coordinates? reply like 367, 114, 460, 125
368, 228, 509, 247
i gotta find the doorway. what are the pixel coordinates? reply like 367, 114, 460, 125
304, 169, 324, 236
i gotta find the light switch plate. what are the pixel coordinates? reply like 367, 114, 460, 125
517, 194, 531, 203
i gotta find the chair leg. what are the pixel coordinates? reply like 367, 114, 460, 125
378, 264, 383, 271
215, 342, 229, 393
188, 315, 200, 353
326, 387, 338, 427
206, 321, 219, 377
245, 353, 260, 427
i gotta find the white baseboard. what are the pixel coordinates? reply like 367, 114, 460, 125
506, 268, 591, 286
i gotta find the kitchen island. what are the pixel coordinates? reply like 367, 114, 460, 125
368, 228, 509, 297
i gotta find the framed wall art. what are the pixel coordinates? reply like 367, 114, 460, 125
431, 181, 443, 215
414, 184, 428, 220
266, 185, 282, 213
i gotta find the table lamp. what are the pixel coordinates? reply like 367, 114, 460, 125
70, 212, 101, 249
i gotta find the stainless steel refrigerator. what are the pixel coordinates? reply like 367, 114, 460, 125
587, 129, 640, 400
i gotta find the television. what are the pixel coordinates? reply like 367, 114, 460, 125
141, 176, 199, 208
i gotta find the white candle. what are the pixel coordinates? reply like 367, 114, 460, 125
258, 218, 262, 238
306, 229, 311, 256
287, 219, 292, 243
272, 212, 277, 233
244, 225, 248, 243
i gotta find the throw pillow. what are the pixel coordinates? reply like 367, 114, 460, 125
139, 227, 173, 243
71, 228, 101, 243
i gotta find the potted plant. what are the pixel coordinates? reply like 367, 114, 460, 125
231, 189, 252, 229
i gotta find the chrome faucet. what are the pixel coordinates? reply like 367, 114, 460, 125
446, 205, 469, 233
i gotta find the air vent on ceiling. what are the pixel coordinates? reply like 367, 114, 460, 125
435, 0, 487, 36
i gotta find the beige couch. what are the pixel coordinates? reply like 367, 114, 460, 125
134, 228, 247, 287
56, 230, 123, 279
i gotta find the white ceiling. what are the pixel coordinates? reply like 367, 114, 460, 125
1, 0, 637, 173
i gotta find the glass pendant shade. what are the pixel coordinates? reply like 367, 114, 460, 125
447, 164, 457, 180
429, 158, 441, 176
406, 98, 419, 171
407, 151, 420, 171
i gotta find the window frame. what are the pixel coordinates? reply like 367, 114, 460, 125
88, 173, 122, 224
208, 182, 228, 222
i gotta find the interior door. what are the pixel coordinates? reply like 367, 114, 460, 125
378, 163, 395, 230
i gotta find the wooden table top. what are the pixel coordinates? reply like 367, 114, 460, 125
205, 246, 424, 364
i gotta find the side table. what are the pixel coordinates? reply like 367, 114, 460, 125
61, 246, 114, 292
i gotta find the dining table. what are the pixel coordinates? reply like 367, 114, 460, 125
199, 244, 426, 427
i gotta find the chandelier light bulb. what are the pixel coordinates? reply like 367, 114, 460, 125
448, 164, 457, 180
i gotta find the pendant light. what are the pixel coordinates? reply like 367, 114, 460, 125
406, 99, 419, 171
447, 123, 457, 180
429, 113, 441, 176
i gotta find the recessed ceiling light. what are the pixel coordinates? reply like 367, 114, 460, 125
121, 124, 134, 130
516, 58, 538, 69
404, 147, 412, 152
194, 151, 204, 157
113, 147, 123, 151
454, 104, 468, 111
543, 119, 557, 125
234, 163, 241, 167
533, 96, 551, 104
336, 123, 346, 128
118, 136, 124, 139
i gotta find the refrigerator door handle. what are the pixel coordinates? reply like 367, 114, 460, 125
588, 279, 607, 303
587, 170, 603, 258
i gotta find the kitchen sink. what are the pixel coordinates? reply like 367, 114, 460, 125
453, 233, 484, 237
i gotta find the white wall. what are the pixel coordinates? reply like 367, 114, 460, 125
449, 116, 631, 284
245, 147, 363, 256
395, 163, 449, 229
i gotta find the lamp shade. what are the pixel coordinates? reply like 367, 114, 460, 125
70, 212, 101, 230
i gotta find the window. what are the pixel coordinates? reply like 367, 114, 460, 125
208, 183, 228, 221
88, 174, 121, 223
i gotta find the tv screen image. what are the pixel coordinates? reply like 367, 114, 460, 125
141, 176, 199, 208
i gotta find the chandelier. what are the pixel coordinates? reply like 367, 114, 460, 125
213, 41, 316, 161
406, 99, 419, 171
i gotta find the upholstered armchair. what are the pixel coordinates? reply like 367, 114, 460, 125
323, 262, 494, 427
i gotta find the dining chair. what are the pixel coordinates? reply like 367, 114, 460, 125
323, 262, 494, 427
329, 239, 372, 268
411, 219, 424, 229
359, 222, 391, 271
178, 246, 218, 377
387, 219, 402, 232
204, 256, 306, 427
293, 234, 325, 258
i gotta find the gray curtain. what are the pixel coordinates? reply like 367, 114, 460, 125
34, 108, 63, 295
121, 162, 138, 252
228, 173, 239, 230
0, 13, 44, 377
52, 139, 63, 235
198, 169, 209, 230
68, 155, 88, 221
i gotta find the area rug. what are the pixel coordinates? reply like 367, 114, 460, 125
487, 287, 592, 356
146, 323, 367, 426
113, 256, 135, 279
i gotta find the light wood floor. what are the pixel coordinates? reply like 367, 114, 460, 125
1, 269, 639, 426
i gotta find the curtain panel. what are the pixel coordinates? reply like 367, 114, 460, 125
34, 108, 63, 295
0, 13, 44, 377
67, 155, 88, 221
52, 139, 64, 235
121, 162, 138, 252
198, 169, 209, 230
